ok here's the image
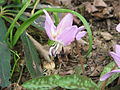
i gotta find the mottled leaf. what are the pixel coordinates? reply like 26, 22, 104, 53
98, 61, 120, 87
22, 74, 99, 90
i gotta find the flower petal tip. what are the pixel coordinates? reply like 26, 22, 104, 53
116, 23, 120, 32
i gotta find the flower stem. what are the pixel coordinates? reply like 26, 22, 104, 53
75, 40, 85, 75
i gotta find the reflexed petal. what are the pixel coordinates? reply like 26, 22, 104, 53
115, 45, 120, 55
43, 9, 56, 40
56, 26, 78, 46
116, 23, 120, 32
78, 26, 85, 31
57, 13, 73, 33
110, 52, 120, 67
76, 31, 87, 40
100, 70, 120, 81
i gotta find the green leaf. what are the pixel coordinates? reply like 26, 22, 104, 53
0, 42, 11, 88
5, 0, 31, 44
0, 18, 11, 88
98, 61, 120, 87
53, 12, 59, 26
12, 8, 92, 57
11, 0, 21, 4
48, 40, 55, 46
0, 18, 7, 42
0, 0, 5, 5
22, 74, 99, 90
19, 15, 44, 30
21, 32, 42, 78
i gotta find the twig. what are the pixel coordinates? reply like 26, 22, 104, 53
75, 40, 85, 75
26, 32, 51, 62
17, 61, 25, 84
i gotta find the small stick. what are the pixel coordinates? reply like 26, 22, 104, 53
75, 40, 85, 75
17, 61, 25, 84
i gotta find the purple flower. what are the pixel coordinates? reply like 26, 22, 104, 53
100, 45, 120, 81
43, 10, 86, 46
116, 23, 120, 32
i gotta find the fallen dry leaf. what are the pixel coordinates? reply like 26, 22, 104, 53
63, 45, 72, 55
26, 33, 51, 62
84, 2, 98, 13
90, 66, 103, 76
93, 0, 107, 7
100, 32, 113, 41
112, 1, 120, 21
102, 7, 113, 16
59, 0, 72, 6
43, 61, 55, 70
42, 0, 60, 5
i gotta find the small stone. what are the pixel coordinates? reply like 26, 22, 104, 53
100, 32, 113, 40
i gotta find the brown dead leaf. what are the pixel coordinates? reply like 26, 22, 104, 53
59, 0, 72, 6
100, 32, 113, 41
63, 45, 72, 55
84, 2, 98, 13
93, 0, 107, 7
26, 33, 51, 62
44, 0, 72, 6
102, 7, 113, 16
90, 66, 103, 76
43, 61, 55, 70
42, 0, 60, 5
112, 1, 120, 21
13, 85, 23, 90
91, 7, 113, 19
59, 70, 74, 75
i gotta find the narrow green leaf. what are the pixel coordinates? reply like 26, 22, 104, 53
21, 32, 42, 78
53, 12, 59, 26
11, 0, 21, 4
13, 8, 92, 57
19, 15, 44, 30
2, 16, 42, 78
22, 74, 99, 90
2, 16, 19, 28
0, 42, 11, 88
5, 0, 31, 43
0, 0, 5, 4
98, 61, 120, 87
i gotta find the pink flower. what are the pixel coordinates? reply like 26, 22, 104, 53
116, 23, 120, 32
43, 10, 86, 46
100, 45, 120, 81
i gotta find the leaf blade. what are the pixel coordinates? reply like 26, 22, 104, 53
21, 32, 42, 78
22, 74, 99, 90
0, 18, 11, 88
98, 61, 120, 87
